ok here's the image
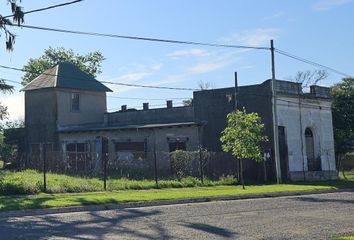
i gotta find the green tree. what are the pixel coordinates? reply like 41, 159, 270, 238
331, 78, 354, 174
220, 108, 268, 189
21, 47, 105, 85
0, 79, 14, 121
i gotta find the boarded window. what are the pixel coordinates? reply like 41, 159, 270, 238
71, 93, 80, 111
115, 142, 145, 152
115, 142, 146, 161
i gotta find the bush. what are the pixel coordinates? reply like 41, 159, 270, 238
170, 150, 198, 179
219, 175, 237, 185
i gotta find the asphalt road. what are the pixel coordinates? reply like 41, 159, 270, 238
0, 191, 354, 240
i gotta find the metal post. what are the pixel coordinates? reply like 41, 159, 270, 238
43, 144, 47, 193
199, 146, 204, 184
103, 153, 107, 191
154, 146, 158, 187
270, 39, 282, 184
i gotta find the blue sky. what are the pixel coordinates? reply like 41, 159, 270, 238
1, 0, 353, 120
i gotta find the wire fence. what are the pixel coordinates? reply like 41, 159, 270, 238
11, 148, 275, 192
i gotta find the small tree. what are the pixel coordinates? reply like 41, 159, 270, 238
220, 108, 268, 189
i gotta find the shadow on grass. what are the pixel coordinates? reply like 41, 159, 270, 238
293, 179, 354, 189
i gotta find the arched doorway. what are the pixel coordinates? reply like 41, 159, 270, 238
305, 128, 320, 171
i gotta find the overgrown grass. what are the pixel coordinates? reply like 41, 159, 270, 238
335, 237, 354, 240
0, 184, 337, 212
0, 170, 237, 195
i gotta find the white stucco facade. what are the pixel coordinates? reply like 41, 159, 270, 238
276, 95, 336, 181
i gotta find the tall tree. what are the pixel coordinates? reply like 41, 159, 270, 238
21, 47, 105, 85
220, 108, 268, 189
331, 78, 354, 165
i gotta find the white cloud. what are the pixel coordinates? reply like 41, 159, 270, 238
167, 48, 210, 59
312, 0, 353, 10
103, 62, 163, 92
263, 11, 286, 21
220, 28, 279, 47
0, 92, 24, 120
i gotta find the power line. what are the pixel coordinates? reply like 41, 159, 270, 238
6, 23, 269, 50
0, 78, 192, 103
275, 48, 352, 78
107, 95, 190, 101
0, 64, 198, 91
3, 0, 84, 19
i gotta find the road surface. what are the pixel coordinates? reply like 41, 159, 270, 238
0, 191, 354, 239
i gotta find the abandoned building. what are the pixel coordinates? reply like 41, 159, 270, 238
21, 62, 336, 181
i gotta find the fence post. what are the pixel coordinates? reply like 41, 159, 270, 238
154, 147, 158, 187
103, 153, 107, 191
43, 145, 47, 193
199, 146, 204, 184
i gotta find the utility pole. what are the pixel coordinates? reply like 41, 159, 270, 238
270, 40, 282, 184
234, 72, 241, 182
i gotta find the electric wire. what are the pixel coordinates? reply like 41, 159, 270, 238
0, 64, 198, 91
3, 0, 84, 19
5, 23, 269, 50
275, 48, 352, 78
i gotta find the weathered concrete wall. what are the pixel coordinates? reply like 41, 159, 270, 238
58, 125, 200, 174
56, 89, 106, 127
105, 106, 194, 126
193, 81, 274, 153
277, 95, 336, 180
25, 89, 58, 148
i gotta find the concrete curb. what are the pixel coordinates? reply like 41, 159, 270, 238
0, 188, 353, 219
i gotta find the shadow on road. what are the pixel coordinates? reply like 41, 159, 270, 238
0, 208, 172, 239
294, 195, 354, 205
181, 222, 237, 238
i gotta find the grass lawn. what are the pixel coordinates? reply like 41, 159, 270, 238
336, 237, 354, 240
0, 170, 237, 195
0, 170, 353, 212
0, 183, 339, 212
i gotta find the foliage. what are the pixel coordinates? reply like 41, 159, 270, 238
220, 109, 268, 161
170, 150, 198, 179
0, 170, 236, 195
0, 0, 24, 50
331, 77, 354, 154
170, 149, 212, 179
21, 47, 105, 85
0, 104, 8, 121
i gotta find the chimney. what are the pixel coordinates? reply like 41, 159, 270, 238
166, 100, 173, 108
121, 105, 127, 111
143, 102, 149, 110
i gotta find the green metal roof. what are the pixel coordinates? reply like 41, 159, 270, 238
21, 62, 112, 92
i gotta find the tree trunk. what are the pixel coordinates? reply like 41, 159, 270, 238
240, 158, 245, 190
